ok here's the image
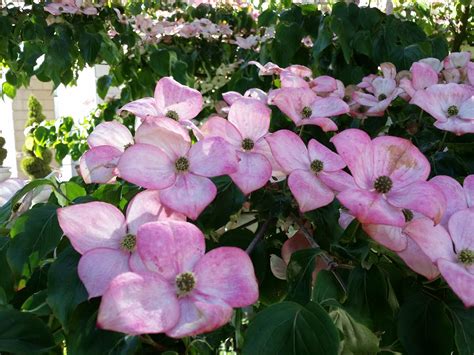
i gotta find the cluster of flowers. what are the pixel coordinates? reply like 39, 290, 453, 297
67, 53, 473, 336
45, 0, 101, 16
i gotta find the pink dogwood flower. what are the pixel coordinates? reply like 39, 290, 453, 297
201, 99, 273, 194
266, 130, 353, 212
45, 1, 78, 15
430, 175, 474, 227
411, 83, 474, 135
442, 52, 472, 84
80, 121, 134, 184
404, 210, 474, 307
310, 76, 345, 98
117, 118, 238, 219
353, 77, 403, 117
270, 87, 349, 131
399, 62, 439, 98
119, 77, 203, 124
222, 89, 268, 106
279, 65, 313, 88
331, 129, 446, 227
57, 190, 185, 298
248, 61, 282, 76
97, 221, 259, 337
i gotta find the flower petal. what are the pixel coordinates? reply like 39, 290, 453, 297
362, 224, 408, 251
188, 137, 239, 177
465, 175, 474, 207
117, 144, 176, 189
337, 189, 405, 226
448, 209, 474, 252
307, 139, 345, 171
411, 62, 439, 91
403, 218, 456, 263
288, 170, 335, 212
78, 248, 131, 298
281, 232, 312, 264
87, 122, 134, 150
271, 88, 318, 125
230, 151, 272, 195
154, 77, 203, 121
310, 96, 349, 118
297, 116, 338, 132
97, 272, 179, 335
228, 99, 271, 141
270, 255, 287, 280
119, 97, 160, 119
79, 146, 122, 184
397, 237, 440, 280
200, 116, 242, 148
387, 181, 446, 224
126, 190, 186, 235
58, 202, 126, 254
136, 220, 205, 281
319, 170, 355, 192
165, 296, 233, 338
438, 259, 474, 307
265, 130, 310, 172
194, 247, 259, 307
429, 175, 467, 227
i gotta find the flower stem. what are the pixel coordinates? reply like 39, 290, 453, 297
245, 219, 272, 254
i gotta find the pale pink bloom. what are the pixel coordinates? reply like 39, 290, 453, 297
97, 221, 259, 336
357, 74, 378, 93
113, 8, 128, 24
57, 191, 185, 298
443, 52, 471, 70
430, 175, 474, 227
249, 61, 282, 76
302, 35, 313, 48
399, 62, 439, 98
280, 65, 314, 88
353, 77, 403, 116
411, 83, 474, 135
44, 1, 78, 15
331, 129, 446, 227
117, 118, 239, 219
222, 88, 268, 106
404, 210, 474, 307
310, 76, 345, 98
107, 29, 118, 38
233, 35, 259, 49
201, 99, 273, 194
80, 121, 133, 184
380, 62, 397, 80
467, 62, 474, 86
0, 179, 26, 206
266, 130, 353, 212
419, 57, 443, 73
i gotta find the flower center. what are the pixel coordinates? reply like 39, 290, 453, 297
120, 234, 136, 252
378, 94, 387, 101
58, 6, 64, 11
402, 208, 414, 222
301, 106, 312, 118
447, 105, 459, 117
310, 159, 324, 173
241, 138, 254, 151
343, 95, 351, 102
304, 76, 311, 82
458, 249, 474, 265
374, 175, 393, 193
358, 105, 368, 113
175, 157, 189, 172
175, 272, 196, 296
166, 110, 179, 120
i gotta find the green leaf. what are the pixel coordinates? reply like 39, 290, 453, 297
312, 270, 345, 304
54, 142, 69, 163
7, 204, 63, 275
33, 126, 49, 145
47, 246, 87, 329
150, 49, 174, 76
0, 237, 14, 300
0, 309, 55, 353
286, 248, 321, 304
56, 181, 86, 206
397, 291, 454, 355
243, 301, 339, 355
331, 308, 379, 355
79, 31, 102, 65
313, 18, 332, 59
1, 82, 16, 99
445, 297, 474, 355
97, 75, 112, 99
271, 22, 303, 66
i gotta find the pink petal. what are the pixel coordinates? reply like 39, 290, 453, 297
126, 190, 186, 235
265, 130, 310, 173
337, 189, 405, 227
397, 237, 440, 280
281, 232, 312, 264
319, 170, 355, 192
443, 52, 471, 69
230, 151, 272, 195
193, 247, 259, 307
307, 139, 345, 172
353, 92, 379, 106
188, 137, 238, 177
311, 76, 337, 94
79, 146, 122, 184
97, 272, 179, 334
253, 139, 286, 180
222, 91, 243, 105
87, 122, 133, 150
403, 218, 456, 263
119, 97, 160, 119
310, 96, 349, 118
387, 181, 446, 224
200, 116, 242, 148
270, 255, 287, 280
160, 173, 217, 220
117, 144, 176, 189
430, 176, 467, 227
166, 296, 233, 338
280, 70, 309, 88
57, 202, 126, 254
134, 117, 191, 160
465, 175, 474, 207
362, 224, 408, 251
448, 209, 474, 252
330, 129, 372, 189
136, 220, 205, 281
433, 116, 474, 135
78, 248, 131, 298
380, 62, 397, 79
228, 99, 271, 141
411, 62, 439, 91
154, 77, 203, 121
271, 88, 318, 125
459, 96, 474, 120
438, 259, 474, 307
371, 136, 430, 188
288, 170, 335, 212
297, 116, 338, 132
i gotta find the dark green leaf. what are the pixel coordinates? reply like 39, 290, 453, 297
312, 270, 345, 304
286, 248, 321, 304
97, 75, 112, 99
79, 31, 102, 64
445, 297, 474, 355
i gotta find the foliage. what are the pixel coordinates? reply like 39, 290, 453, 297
0, 135, 7, 166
